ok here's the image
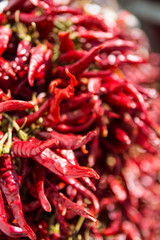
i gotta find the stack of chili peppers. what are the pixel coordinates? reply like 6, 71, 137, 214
0, 0, 160, 239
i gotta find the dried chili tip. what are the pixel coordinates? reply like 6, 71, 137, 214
0, 220, 27, 238
37, 130, 97, 150
0, 100, 34, 114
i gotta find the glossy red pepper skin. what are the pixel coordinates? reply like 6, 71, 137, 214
37, 130, 96, 150
43, 69, 78, 126
32, 163, 51, 212
0, 57, 17, 80
33, 147, 99, 179
0, 26, 12, 56
28, 45, 47, 87
48, 186, 97, 222
0, 189, 27, 238
57, 149, 96, 191
60, 177, 100, 214
0, 100, 34, 113
12, 137, 59, 157
0, 154, 36, 240
59, 32, 74, 53
9, 12, 47, 25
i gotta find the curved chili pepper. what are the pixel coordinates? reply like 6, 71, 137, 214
17, 98, 52, 127
66, 43, 106, 76
37, 130, 96, 150
0, 100, 34, 113
60, 177, 100, 214
9, 12, 47, 24
0, 154, 36, 240
28, 45, 47, 87
0, 189, 27, 238
12, 137, 59, 158
54, 113, 96, 133
43, 69, 78, 126
71, 15, 109, 31
48, 186, 97, 222
32, 163, 51, 212
0, 26, 12, 56
33, 147, 99, 179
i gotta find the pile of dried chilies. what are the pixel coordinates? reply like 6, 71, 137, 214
0, 0, 160, 239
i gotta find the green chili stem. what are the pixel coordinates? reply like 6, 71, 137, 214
0, 133, 8, 155
3, 113, 28, 141
3, 123, 12, 153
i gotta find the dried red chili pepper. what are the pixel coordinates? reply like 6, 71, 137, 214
56, 149, 96, 190
33, 147, 99, 179
0, 189, 27, 238
32, 163, 51, 212
37, 130, 96, 150
59, 32, 74, 53
0, 100, 34, 113
0, 26, 12, 56
9, 12, 47, 25
12, 137, 59, 157
48, 186, 97, 222
0, 154, 36, 240
71, 15, 109, 31
60, 177, 100, 214
43, 69, 78, 126
28, 45, 47, 87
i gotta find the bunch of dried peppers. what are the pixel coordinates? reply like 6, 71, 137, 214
0, 0, 160, 239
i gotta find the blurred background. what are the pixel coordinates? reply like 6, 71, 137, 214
93, 0, 160, 52
0, 0, 160, 52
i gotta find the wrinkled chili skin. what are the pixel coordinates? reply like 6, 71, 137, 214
0, 0, 160, 239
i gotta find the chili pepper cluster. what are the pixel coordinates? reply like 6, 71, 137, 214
0, 0, 160, 239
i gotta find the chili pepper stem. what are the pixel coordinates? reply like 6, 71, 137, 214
3, 113, 28, 141
3, 123, 12, 154
0, 133, 8, 156
75, 216, 85, 234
